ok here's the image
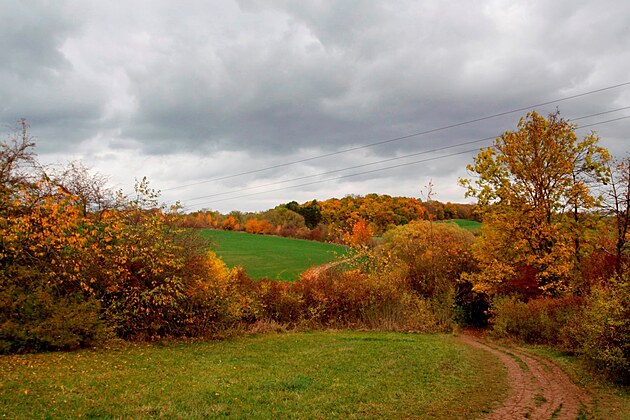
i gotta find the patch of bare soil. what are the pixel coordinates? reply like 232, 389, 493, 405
302, 258, 350, 279
460, 334, 591, 419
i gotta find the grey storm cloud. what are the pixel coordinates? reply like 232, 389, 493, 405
0, 0, 628, 211
0, 1, 107, 149
123, 0, 629, 155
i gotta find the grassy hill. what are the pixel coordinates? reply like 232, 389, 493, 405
200, 229, 348, 281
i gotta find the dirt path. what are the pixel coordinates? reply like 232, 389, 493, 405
460, 334, 591, 419
302, 258, 352, 279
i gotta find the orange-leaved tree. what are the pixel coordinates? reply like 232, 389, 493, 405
344, 219, 374, 248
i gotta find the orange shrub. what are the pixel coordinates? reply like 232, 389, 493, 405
244, 218, 274, 235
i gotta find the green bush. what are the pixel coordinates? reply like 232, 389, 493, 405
561, 273, 629, 384
0, 284, 108, 354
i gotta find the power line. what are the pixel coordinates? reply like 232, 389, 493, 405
162, 81, 630, 192
185, 114, 630, 209
180, 107, 630, 204
187, 149, 479, 207
572, 106, 630, 122
183, 136, 495, 202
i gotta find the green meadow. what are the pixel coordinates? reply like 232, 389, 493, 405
0, 331, 506, 419
439, 219, 482, 233
201, 229, 348, 281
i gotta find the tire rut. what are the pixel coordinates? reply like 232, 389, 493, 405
460, 334, 591, 419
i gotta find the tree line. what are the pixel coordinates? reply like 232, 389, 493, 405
176, 193, 477, 243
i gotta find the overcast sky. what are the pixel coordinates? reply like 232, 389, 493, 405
1, 0, 629, 212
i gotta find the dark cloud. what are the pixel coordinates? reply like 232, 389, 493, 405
0, 0, 628, 211
0, 1, 107, 152
0, 1, 74, 76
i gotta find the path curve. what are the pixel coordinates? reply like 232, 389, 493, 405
302, 258, 353, 279
460, 334, 591, 419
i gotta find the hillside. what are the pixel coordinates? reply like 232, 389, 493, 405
200, 229, 348, 281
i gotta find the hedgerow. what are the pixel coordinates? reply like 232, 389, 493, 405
0, 125, 247, 351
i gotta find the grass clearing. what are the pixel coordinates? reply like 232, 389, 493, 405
524, 345, 629, 419
439, 219, 482, 233
200, 229, 348, 281
0, 331, 506, 418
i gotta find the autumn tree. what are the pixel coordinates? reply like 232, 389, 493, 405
0, 123, 108, 351
244, 218, 274, 234
319, 194, 425, 239
262, 206, 306, 230
604, 157, 630, 274
344, 219, 374, 248
460, 111, 610, 296
0, 119, 39, 212
378, 221, 476, 297
222, 215, 238, 230
0, 123, 248, 351
51, 161, 113, 216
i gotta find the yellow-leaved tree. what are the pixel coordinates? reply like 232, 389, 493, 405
460, 111, 610, 297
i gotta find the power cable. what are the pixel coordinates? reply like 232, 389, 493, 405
188, 149, 479, 207
179, 107, 630, 204
186, 114, 630, 209
183, 136, 495, 202
162, 81, 630, 192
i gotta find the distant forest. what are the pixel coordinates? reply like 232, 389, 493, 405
175, 194, 478, 242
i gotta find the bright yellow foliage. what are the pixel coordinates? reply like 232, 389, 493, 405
460, 111, 610, 296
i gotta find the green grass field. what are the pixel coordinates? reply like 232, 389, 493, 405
439, 219, 482, 233
201, 229, 348, 281
0, 331, 506, 418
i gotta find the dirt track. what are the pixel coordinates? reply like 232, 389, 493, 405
460, 334, 591, 419
302, 258, 353, 279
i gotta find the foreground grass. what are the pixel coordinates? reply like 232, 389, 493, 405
201, 229, 348, 281
524, 346, 629, 419
0, 331, 506, 418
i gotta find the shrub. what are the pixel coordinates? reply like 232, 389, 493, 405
246, 266, 448, 333
362, 293, 440, 332
0, 181, 111, 352
377, 221, 476, 298
255, 279, 304, 324
489, 295, 584, 344
0, 155, 253, 348
178, 256, 254, 337
561, 272, 629, 383
0, 284, 108, 353
376, 220, 483, 326
294, 269, 371, 326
